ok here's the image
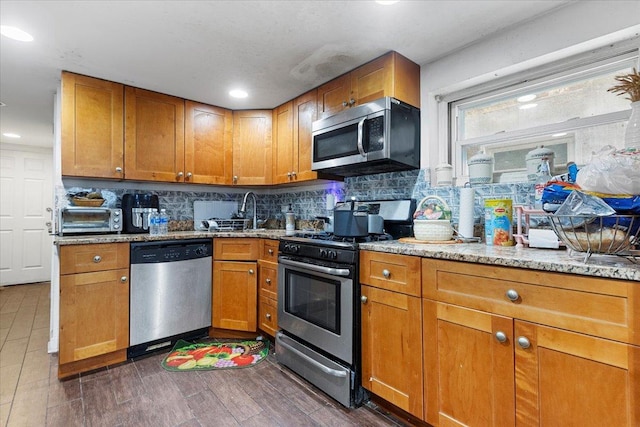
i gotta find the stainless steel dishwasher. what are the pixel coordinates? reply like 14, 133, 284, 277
128, 239, 212, 358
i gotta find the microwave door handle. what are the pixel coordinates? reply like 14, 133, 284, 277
356, 118, 366, 157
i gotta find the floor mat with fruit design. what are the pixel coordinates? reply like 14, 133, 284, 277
161, 339, 269, 371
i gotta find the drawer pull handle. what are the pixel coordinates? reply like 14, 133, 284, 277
120, 276, 128, 283
266, 278, 271, 284
268, 249, 274, 255
506, 289, 519, 302
361, 295, 368, 304
517, 336, 531, 349
382, 269, 390, 278
248, 269, 255, 275
93, 255, 102, 263
495, 331, 508, 343
266, 313, 272, 320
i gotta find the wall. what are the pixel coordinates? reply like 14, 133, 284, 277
419, 0, 640, 178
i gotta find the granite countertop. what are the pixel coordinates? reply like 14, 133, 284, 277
54, 231, 639, 281
54, 229, 288, 245
359, 240, 640, 282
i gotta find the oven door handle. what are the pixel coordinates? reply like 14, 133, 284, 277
278, 258, 351, 277
276, 332, 348, 378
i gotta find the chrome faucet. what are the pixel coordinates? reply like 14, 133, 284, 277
239, 191, 258, 229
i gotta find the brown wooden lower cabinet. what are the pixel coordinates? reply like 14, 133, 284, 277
423, 301, 640, 427
212, 260, 257, 332
361, 284, 424, 419
58, 243, 130, 378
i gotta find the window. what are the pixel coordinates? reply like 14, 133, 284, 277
447, 46, 639, 183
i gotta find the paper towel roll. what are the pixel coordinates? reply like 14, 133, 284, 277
458, 187, 475, 238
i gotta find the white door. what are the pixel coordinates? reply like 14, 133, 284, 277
0, 145, 54, 285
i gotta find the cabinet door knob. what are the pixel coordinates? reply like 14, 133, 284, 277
233, 175, 238, 184
495, 331, 508, 343
268, 249, 274, 255
291, 171, 297, 178
266, 313, 272, 320
186, 172, 192, 179
348, 98, 356, 106
342, 101, 349, 107
517, 336, 531, 349
266, 278, 271, 284
248, 269, 254, 275
361, 295, 368, 304
120, 276, 128, 283
115, 167, 123, 173
382, 269, 391, 278
177, 171, 184, 178
506, 289, 520, 302
93, 255, 102, 263
287, 172, 292, 178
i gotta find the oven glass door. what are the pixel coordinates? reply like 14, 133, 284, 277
278, 259, 354, 365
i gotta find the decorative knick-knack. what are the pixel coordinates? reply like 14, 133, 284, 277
608, 68, 640, 148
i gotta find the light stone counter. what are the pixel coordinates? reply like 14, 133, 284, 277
358, 241, 640, 282
54, 231, 639, 281
54, 229, 287, 246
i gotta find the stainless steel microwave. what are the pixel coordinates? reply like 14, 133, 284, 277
311, 97, 420, 177
58, 207, 122, 235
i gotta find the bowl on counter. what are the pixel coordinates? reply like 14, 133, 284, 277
413, 219, 453, 241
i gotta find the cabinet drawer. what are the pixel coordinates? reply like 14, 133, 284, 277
360, 251, 421, 296
60, 243, 129, 274
422, 259, 639, 345
258, 295, 278, 337
258, 260, 278, 300
214, 238, 259, 260
260, 239, 279, 262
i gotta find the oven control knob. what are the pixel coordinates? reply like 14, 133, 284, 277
328, 250, 337, 259
319, 249, 328, 258
287, 244, 299, 254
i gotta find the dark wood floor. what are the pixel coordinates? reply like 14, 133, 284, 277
1, 282, 406, 426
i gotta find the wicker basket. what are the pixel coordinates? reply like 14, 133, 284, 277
72, 197, 105, 207
547, 215, 640, 256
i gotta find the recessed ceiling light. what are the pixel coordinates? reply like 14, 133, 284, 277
517, 94, 537, 103
552, 132, 567, 137
0, 25, 34, 42
229, 89, 248, 99
3, 133, 21, 138
376, 0, 399, 4
518, 103, 538, 110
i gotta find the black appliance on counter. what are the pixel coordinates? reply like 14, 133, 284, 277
121, 193, 159, 233
275, 199, 415, 408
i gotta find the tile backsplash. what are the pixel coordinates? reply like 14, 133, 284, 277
59, 169, 536, 230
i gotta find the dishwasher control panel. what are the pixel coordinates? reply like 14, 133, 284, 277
130, 239, 212, 264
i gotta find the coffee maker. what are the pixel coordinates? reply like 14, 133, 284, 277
121, 193, 160, 233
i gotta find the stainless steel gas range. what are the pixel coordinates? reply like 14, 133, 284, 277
275, 199, 415, 408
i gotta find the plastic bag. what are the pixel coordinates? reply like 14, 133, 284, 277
575, 146, 640, 195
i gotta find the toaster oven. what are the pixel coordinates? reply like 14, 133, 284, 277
58, 207, 122, 235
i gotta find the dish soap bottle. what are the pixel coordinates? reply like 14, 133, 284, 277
285, 205, 295, 236
534, 158, 552, 210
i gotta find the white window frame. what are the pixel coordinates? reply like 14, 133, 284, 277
437, 40, 640, 181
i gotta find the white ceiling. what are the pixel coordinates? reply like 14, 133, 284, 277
0, 0, 571, 148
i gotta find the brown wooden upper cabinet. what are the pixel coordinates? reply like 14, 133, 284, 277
272, 89, 320, 184
185, 101, 233, 185
317, 51, 420, 120
124, 87, 185, 182
61, 72, 125, 179
232, 110, 273, 185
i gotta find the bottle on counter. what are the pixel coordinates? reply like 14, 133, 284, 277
149, 209, 160, 235
159, 209, 169, 235
285, 204, 295, 236
534, 158, 552, 210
